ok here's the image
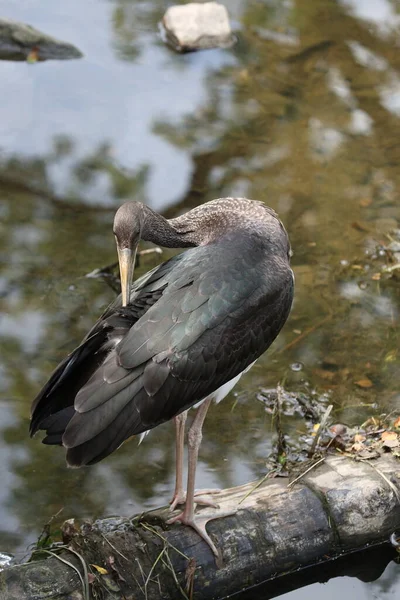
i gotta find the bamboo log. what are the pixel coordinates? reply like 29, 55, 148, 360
1, 454, 399, 600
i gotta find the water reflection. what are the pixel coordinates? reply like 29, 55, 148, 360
0, 0, 399, 598
239, 544, 399, 599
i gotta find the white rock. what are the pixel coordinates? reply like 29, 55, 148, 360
162, 2, 235, 52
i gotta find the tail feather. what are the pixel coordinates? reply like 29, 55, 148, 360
66, 389, 148, 466
29, 316, 147, 465
30, 330, 109, 439
63, 375, 144, 448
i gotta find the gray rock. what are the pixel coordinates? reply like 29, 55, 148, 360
162, 2, 235, 53
0, 18, 83, 61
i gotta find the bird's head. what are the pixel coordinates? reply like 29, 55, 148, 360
113, 202, 144, 307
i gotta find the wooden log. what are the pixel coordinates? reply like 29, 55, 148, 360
1, 454, 399, 600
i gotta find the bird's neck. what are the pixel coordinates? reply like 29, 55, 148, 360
140, 206, 199, 248
140, 198, 283, 250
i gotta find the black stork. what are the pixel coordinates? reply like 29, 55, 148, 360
30, 197, 294, 557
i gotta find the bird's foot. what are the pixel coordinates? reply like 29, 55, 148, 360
169, 488, 220, 512
166, 506, 236, 558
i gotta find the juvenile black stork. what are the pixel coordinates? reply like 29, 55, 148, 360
30, 197, 294, 556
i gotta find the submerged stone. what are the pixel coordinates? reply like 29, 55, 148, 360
161, 2, 235, 53
0, 18, 83, 61
0, 552, 13, 570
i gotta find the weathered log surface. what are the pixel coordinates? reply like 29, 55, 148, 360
0, 18, 83, 61
1, 454, 400, 600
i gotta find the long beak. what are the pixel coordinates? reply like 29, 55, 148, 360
117, 246, 136, 307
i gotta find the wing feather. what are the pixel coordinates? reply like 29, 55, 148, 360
31, 234, 294, 467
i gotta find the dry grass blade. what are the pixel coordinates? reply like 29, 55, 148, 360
288, 457, 326, 489
140, 522, 191, 600
360, 460, 400, 505
308, 404, 333, 458
36, 548, 89, 600
100, 531, 129, 562
383, 263, 400, 273
274, 384, 287, 461
140, 522, 190, 560
162, 552, 190, 600
238, 472, 273, 505
145, 547, 166, 589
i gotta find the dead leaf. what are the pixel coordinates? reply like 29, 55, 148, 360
393, 417, 400, 429
354, 433, 366, 442
383, 439, 400, 449
359, 198, 372, 208
238, 69, 249, 83
91, 564, 108, 575
381, 431, 398, 442
352, 442, 365, 452
27, 47, 39, 63
351, 221, 370, 232
385, 351, 397, 363
330, 424, 347, 436
314, 368, 336, 381
362, 417, 381, 428
108, 556, 126, 582
355, 378, 374, 388
371, 273, 381, 281
357, 449, 380, 459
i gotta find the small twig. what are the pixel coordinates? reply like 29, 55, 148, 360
324, 435, 336, 451
99, 532, 129, 562
308, 404, 333, 458
276, 313, 333, 354
185, 558, 196, 600
288, 457, 326, 489
138, 247, 163, 257
35, 507, 64, 550
274, 384, 287, 461
383, 263, 400, 273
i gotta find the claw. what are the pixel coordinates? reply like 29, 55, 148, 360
167, 507, 237, 557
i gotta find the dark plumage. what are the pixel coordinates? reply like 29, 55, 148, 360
30, 197, 293, 556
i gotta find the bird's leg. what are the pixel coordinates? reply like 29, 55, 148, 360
170, 411, 187, 510
167, 398, 235, 557
170, 410, 219, 511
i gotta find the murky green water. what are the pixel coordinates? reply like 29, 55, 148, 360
0, 0, 399, 597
